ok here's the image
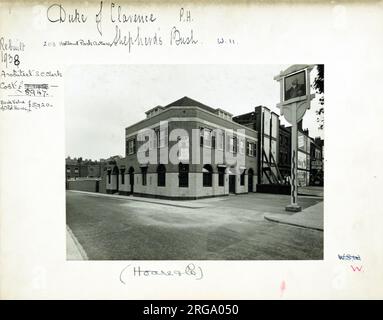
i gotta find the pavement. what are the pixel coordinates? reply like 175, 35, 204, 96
298, 186, 324, 197
66, 225, 88, 260
68, 190, 208, 209
264, 201, 324, 231
66, 190, 323, 260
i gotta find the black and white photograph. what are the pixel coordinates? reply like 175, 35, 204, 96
2, 0, 383, 301
65, 64, 324, 261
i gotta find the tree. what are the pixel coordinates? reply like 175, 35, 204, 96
313, 64, 324, 130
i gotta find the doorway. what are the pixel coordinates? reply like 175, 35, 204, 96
248, 168, 254, 192
112, 166, 119, 193
229, 175, 236, 194
129, 167, 134, 194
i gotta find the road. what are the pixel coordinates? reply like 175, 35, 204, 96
66, 191, 323, 260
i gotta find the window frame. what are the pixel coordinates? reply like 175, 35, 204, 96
202, 165, 213, 187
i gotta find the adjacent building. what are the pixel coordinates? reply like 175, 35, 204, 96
65, 157, 106, 180
297, 126, 311, 187
233, 106, 283, 185
310, 137, 324, 186
278, 124, 291, 182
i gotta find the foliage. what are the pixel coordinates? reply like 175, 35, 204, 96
313, 64, 324, 130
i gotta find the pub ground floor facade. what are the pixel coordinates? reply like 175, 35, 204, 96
104, 161, 258, 200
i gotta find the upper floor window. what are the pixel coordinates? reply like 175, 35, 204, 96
128, 139, 136, 155
200, 128, 212, 147
178, 136, 189, 161
240, 170, 245, 186
228, 136, 237, 153
158, 127, 168, 148
239, 138, 245, 155
216, 131, 224, 150
247, 142, 256, 157
204, 129, 212, 148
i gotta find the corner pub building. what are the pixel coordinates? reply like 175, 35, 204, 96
105, 97, 258, 200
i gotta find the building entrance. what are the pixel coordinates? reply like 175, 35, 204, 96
229, 175, 236, 194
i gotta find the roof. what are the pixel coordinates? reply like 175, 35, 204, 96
164, 96, 218, 114
145, 105, 164, 115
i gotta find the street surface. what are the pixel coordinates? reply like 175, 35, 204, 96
66, 191, 323, 260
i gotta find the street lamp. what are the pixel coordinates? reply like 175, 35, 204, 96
274, 65, 315, 212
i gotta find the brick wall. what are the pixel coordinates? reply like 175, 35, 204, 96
67, 179, 99, 192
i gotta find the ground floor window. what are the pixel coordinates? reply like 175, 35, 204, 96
218, 167, 225, 186
141, 167, 147, 186
179, 163, 189, 187
107, 170, 111, 184
203, 164, 213, 187
240, 170, 246, 186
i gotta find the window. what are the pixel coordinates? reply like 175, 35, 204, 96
144, 136, 149, 157
141, 167, 147, 185
239, 138, 245, 154
250, 142, 254, 156
179, 163, 189, 187
158, 127, 168, 148
204, 129, 212, 147
128, 139, 136, 155
200, 128, 212, 147
218, 167, 225, 187
228, 136, 233, 153
230, 136, 237, 153
120, 169, 125, 184
247, 142, 254, 157
240, 170, 246, 186
217, 131, 224, 150
157, 164, 166, 187
74, 167, 79, 173
66, 167, 70, 173
202, 164, 213, 187
178, 136, 189, 161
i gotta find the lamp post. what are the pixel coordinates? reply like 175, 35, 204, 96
274, 65, 315, 212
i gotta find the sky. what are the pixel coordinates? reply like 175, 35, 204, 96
65, 64, 324, 160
